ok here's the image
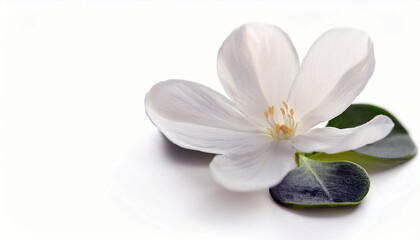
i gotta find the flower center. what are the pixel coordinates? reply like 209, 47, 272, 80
264, 101, 298, 140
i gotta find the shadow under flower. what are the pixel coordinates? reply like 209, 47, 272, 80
160, 133, 214, 167
307, 151, 412, 175
344, 157, 410, 175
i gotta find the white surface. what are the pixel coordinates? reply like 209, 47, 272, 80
1, 1, 419, 239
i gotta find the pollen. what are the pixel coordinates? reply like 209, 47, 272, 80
282, 101, 288, 111
275, 124, 281, 134
280, 108, 285, 115
290, 108, 294, 116
265, 111, 269, 119
279, 124, 292, 135
269, 106, 274, 115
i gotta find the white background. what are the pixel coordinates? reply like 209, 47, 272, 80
1, 1, 419, 239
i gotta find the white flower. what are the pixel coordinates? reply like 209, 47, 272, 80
145, 23, 394, 191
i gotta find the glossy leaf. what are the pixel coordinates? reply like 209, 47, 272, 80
326, 104, 416, 160
270, 154, 370, 208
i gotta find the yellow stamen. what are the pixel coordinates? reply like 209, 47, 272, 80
280, 107, 285, 115
269, 106, 274, 115
279, 124, 292, 135
275, 124, 281, 135
263, 102, 297, 139
282, 101, 288, 111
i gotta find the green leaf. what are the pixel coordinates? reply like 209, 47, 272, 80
326, 104, 416, 160
269, 154, 370, 208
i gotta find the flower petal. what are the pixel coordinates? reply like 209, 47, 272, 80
218, 23, 300, 125
145, 79, 269, 156
292, 115, 394, 154
286, 28, 375, 133
210, 140, 296, 191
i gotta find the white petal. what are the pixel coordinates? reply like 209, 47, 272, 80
292, 115, 394, 154
286, 28, 375, 133
218, 23, 300, 125
145, 79, 270, 156
210, 140, 296, 191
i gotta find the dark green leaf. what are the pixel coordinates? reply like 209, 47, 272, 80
327, 104, 416, 160
270, 154, 370, 208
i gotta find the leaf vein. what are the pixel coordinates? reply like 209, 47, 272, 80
301, 157, 333, 201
